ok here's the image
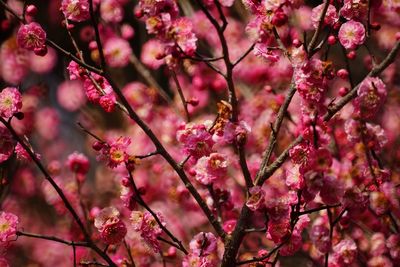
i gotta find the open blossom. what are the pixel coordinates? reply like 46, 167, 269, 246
61, 0, 90, 22
17, 22, 47, 56
97, 136, 132, 168
354, 77, 387, 119
131, 210, 165, 252
104, 37, 132, 68
100, 0, 124, 23
177, 123, 215, 160
57, 80, 86, 112
0, 212, 18, 242
66, 152, 90, 175
345, 119, 388, 152
0, 37, 29, 85
246, 186, 265, 211
332, 239, 358, 265
94, 207, 126, 244
0, 87, 22, 118
338, 20, 366, 50
189, 232, 217, 256
340, 0, 368, 21
311, 4, 338, 29
194, 153, 228, 185
310, 223, 331, 253
141, 39, 165, 69
166, 18, 197, 56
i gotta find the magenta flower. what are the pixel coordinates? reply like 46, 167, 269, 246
100, 0, 124, 23
332, 239, 358, 265
66, 151, 90, 175
61, 0, 90, 22
94, 207, 126, 244
189, 232, 217, 256
0, 87, 22, 118
245, 186, 265, 211
131, 210, 165, 252
17, 22, 47, 56
338, 20, 366, 50
0, 211, 19, 242
310, 224, 331, 253
194, 153, 228, 185
311, 4, 338, 29
177, 123, 215, 160
103, 37, 132, 68
354, 77, 387, 119
339, 0, 368, 21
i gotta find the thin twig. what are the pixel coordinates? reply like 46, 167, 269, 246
16, 231, 88, 247
308, 0, 330, 56
126, 169, 188, 254
171, 70, 191, 122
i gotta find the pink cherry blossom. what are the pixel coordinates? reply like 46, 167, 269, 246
0, 212, 18, 242
189, 232, 217, 256
104, 37, 132, 68
311, 4, 338, 29
354, 77, 387, 119
193, 153, 228, 185
0, 87, 22, 118
61, 0, 90, 22
17, 22, 47, 56
338, 20, 366, 50
245, 186, 265, 211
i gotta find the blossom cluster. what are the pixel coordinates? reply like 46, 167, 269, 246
0, 0, 399, 266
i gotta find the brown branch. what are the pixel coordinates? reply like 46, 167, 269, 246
16, 231, 89, 247
308, 0, 330, 56
254, 84, 296, 186
171, 70, 191, 122
88, 0, 106, 70
126, 169, 188, 254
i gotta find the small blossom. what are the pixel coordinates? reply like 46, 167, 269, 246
167, 18, 197, 56
246, 186, 265, 211
57, 80, 86, 112
340, 0, 368, 21
99, 93, 116, 113
94, 207, 126, 244
15, 142, 40, 162
17, 22, 47, 56
61, 0, 90, 22
130, 210, 165, 252
289, 142, 316, 174
189, 232, 217, 257
103, 37, 132, 68
141, 39, 165, 69
0, 87, 22, 118
97, 136, 131, 168
0, 211, 19, 242
194, 153, 228, 185
66, 152, 90, 175
310, 222, 331, 253
311, 4, 338, 29
354, 77, 387, 119
320, 175, 345, 205
177, 123, 215, 160
338, 20, 366, 50
100, 0, 124, 23
332, 239, 358, 265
